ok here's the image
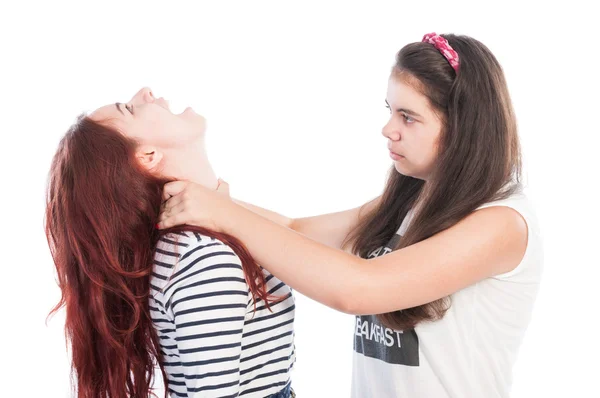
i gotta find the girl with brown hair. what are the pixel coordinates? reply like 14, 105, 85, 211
159, 33, 543, 397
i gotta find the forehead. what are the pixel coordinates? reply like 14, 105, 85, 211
388, 75, 438, 119
387, 74, 428, 104
89, 104, 126, 124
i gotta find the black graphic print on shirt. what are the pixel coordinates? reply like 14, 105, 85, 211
353, 232, 420, 367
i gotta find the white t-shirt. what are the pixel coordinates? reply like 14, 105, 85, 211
351, 193, 543, 398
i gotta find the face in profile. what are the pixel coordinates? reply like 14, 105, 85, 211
382, 75, 443, 180
90, 87, 207, 150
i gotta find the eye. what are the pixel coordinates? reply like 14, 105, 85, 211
401, 112, 415, 124
125, 104, 134, 115
385, 103, 391, 113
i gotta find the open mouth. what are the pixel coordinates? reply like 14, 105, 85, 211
156, 97, 171, 112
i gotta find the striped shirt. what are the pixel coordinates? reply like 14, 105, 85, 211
149, 231, 296, 398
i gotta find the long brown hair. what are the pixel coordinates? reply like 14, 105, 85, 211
45, 116, 273, 397
345, 34, 522, 330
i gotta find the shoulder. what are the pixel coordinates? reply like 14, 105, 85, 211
156, 231, 244, 281
403, 197, 529, 280
469, 192, 541, 278
473, 193, 540, 252
476, 193, 537, 222
158, 230, 238, 256
154, 231, 249, 309
469, 205, 528, 244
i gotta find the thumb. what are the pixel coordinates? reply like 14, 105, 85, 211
162, 180, 189, 201
217, 178, 230, 195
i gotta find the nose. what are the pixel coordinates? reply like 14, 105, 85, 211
130, 87, 155, 106
381, 120, 401, 141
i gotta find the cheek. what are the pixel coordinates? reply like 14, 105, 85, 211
425, 141, 439, 161
152, 114, 191, 143
421, 126, 442, 160
162, 116, 206, 147
143, 121, 170, 143
405, 136, 438, 174
126, 119, 172, 147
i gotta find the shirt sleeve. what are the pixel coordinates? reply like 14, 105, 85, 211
162, 238, 250, 397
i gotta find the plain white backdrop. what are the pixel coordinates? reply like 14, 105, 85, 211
1, 1, 598, 396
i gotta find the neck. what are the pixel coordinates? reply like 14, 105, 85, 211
161, 141, 218, 189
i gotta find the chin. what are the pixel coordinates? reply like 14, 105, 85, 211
393, 162, 421, 180
183, 111, 207, 131
393, 161, 407, 175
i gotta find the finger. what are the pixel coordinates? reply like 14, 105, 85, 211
159, 201, 187, 221
162, 181, 189, 201
158, 203, 192, 225
158, 210, 194, 230
162, 194, 184, 212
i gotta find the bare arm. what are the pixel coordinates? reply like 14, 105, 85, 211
233, 199, 294, 228
234, 196, 381, 250
219, 204, 528, 315
159, 183, 527, 315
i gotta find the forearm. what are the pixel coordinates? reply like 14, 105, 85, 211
233, 199, 294, 229
223, 202, 366, 313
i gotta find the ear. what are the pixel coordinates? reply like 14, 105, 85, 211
136, 146, 163, 172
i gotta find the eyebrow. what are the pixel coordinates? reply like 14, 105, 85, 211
115, 102, 124, 115
385, 100, 423, 118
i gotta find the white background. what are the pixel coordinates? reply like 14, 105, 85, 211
1, 1, 598, 396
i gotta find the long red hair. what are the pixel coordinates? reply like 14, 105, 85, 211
45, 115, 273, 398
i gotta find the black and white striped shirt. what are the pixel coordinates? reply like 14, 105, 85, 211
150, 232, 296, 398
